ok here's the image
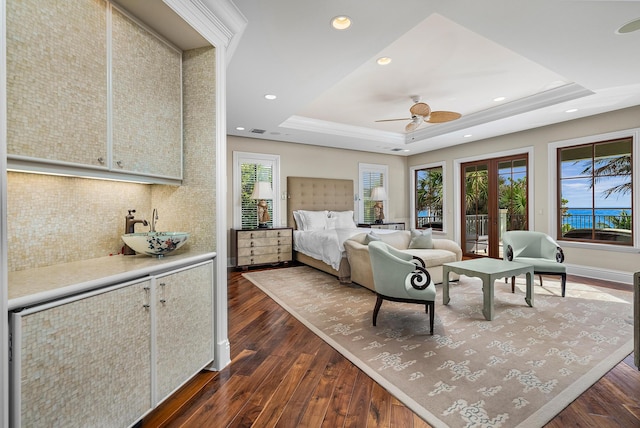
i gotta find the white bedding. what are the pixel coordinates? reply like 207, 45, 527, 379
294, 227, 394, 270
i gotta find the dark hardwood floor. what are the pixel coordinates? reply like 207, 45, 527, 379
143, 267, 640, 427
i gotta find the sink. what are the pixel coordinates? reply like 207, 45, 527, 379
122, 232, 189, 257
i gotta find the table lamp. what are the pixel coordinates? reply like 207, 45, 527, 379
251, 181, 274, 228
371, 186, 387, 224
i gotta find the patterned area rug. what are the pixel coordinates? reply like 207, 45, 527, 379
243, 266, 634, 428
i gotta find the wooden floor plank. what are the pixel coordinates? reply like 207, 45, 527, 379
142, 269, 640, 428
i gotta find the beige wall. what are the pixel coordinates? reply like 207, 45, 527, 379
228, 106, 640, 281
227, 137, 408, 239
408, 105, 640, 280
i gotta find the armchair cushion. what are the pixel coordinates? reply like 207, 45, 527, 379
369, 241, 436, 333
502, 230, 567, 296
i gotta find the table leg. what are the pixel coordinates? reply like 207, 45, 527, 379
525, 270, 534, 307
482, 275, 494, 321
443, 266, 450, 305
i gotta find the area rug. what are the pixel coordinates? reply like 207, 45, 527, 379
243, 266, 634, 428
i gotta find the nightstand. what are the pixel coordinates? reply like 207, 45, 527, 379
358, 222, 405, 230
233, 227, 293, 270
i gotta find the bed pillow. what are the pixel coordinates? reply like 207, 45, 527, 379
329, 210, 357, 229
325, 216, 338, 230
297, 210, 329, 231
292, 210, 305, 230
409, 228, 433, 249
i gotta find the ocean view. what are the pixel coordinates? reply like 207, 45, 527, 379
563, 208, 629, 229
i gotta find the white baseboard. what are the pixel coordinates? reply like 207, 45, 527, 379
566, 263, 635, 285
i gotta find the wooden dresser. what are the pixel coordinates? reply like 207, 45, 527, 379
234, 227, 293, 269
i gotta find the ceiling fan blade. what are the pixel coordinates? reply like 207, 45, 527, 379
409, 102, 431, 117
375, 118, 411, 122
405, 116, 423, 132
427, 111, 462, 123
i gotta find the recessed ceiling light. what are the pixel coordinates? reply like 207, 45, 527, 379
264, 94, 277, 100
493, 97, 506, 102
617, 17, 640, 34
331, 16, 352, 30
236, 126, 245, 131
377, 57, 392, 66
565, 108, 578, 113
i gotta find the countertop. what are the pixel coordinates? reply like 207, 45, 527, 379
8, 251, 217, 311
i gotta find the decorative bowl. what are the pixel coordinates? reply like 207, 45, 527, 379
122, 232, 189, 257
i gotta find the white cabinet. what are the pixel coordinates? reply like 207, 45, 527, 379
6, 0, 109, 168
10, 260, 214, 427
155, 262, 214, 402
111, 7, 183, 180
6, 0, 183, 183
10, 279, 153, 427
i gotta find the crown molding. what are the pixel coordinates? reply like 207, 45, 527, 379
164, 0, 247, 60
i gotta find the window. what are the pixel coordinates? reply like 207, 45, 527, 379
233, 152, 280, 229
359, 163, 388, 224
413, 164, 444, 231
556, 135, 634, 246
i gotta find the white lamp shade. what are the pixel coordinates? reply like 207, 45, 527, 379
370, 187, 387, 201
251, 181, 274, 200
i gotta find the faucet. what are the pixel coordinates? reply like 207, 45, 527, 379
150, 208, 159, 232
123, 210, 148, 255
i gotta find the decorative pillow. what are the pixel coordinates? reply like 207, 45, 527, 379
297, 210, 328, 231
329, 210, 356, 229
364, 231, 382, 244
409, 228, 433, 249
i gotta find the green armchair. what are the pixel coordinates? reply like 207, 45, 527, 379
502, 230, 567, 297
368, 241, 436, 334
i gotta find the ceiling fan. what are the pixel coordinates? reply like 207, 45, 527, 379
375, 96, 462, 132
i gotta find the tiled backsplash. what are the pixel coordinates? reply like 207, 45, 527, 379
7, 172, 152, 271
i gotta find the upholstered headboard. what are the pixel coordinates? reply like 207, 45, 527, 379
287, 177, 355, 229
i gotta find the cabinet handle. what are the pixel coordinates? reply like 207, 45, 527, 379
143, 286, 150, 309
250, 250, 254, 256
116, 160, 123, 168
159, 282, 166, 304
97, 157, 105, 164
250, 232, 254, 239
250, 242, 254, 247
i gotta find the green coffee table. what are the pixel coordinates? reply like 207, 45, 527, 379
443, 258, 534, 320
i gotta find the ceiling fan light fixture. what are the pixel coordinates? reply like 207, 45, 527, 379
331, 16, 352, 30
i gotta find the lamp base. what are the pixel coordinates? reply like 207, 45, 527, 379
257, 223, 269, 229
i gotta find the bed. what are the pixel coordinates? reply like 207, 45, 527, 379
287, 176, 366, 283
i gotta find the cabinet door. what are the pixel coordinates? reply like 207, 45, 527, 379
111, 7, 183, 179
155, 261, 214, 403
6, 0, 108, 167
11, 279, 152, 428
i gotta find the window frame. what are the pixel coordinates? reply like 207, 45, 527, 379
358, 163, 388, 224
410, 161, 445, 232
232, 151, 281, 230
549, 128, 639, 251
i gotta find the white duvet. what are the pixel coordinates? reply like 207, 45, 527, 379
293, 227, 395, 270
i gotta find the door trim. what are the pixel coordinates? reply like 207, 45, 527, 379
453, 146, 535, 248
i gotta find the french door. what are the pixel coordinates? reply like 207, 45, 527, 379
461, 154, 529, 258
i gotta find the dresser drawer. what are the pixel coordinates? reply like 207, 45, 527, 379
233, 227, 293, 269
